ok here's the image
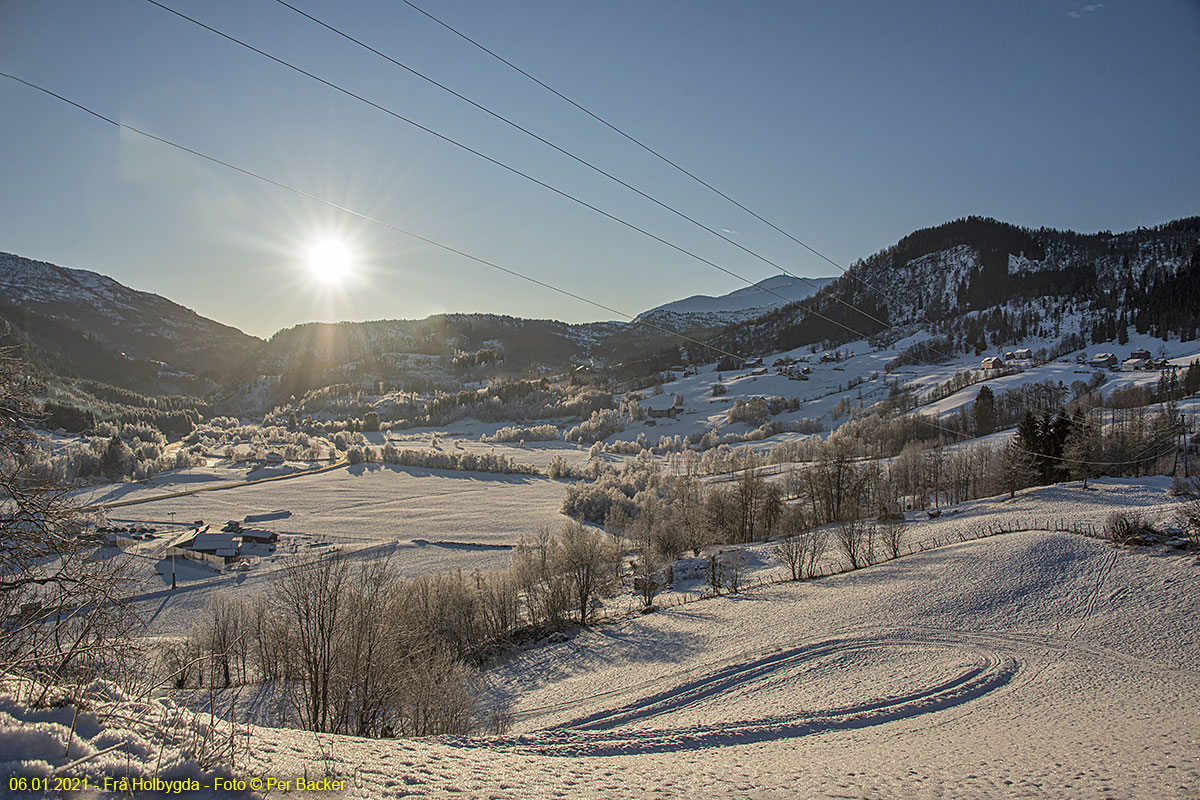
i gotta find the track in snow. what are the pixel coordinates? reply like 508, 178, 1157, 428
478, 630, 1019, 756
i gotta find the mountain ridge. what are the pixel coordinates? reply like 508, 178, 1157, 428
6, 214, 1199, 411
0, 252, 261, 395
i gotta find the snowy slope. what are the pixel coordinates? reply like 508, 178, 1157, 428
233, 523, 1199, 799
636, 275, 836, 329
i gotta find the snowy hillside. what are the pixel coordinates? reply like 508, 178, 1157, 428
0, 252, 260, 393
636, 274, 836, 329
714, 216, 1200, 360
12, 476, 1197, 798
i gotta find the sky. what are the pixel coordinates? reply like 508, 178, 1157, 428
1, 0, 1198, 340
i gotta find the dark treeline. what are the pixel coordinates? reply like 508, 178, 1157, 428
40, 379, 210, 440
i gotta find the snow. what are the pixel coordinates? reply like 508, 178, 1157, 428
84, 461, 571, 635
0, 678, 247, 797
35, 477, 1192, 798
223, 519, 1200, 799
644, 275, 836, 317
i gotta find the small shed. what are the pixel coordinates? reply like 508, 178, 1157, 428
240, 529, 278, 544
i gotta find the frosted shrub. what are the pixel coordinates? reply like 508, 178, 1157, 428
562, 483, 636, 524
546, 454, 574, 479
379, 447, 537, 476
726, 397, 769, 426
481, 424, 559, 443
594, 439, 644, 455
563, 408, 625, 444
1103, 511, 1158, 545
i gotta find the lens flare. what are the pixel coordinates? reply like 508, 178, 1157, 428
306, 239, 353, 285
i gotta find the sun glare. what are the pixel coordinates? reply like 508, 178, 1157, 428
306, 239, 353, 286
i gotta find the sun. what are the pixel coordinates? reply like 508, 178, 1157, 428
306, 239, 353, 286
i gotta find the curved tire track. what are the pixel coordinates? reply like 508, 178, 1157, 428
483, 631, 1017, 757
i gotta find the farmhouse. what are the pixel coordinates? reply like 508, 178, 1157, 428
1089, 353, 1118, 369
1013, 348, 1032, 360
981, 357, 1003, 370
189, 530, 241, 560
1129, 348, 1152, 361
645, 395, 682, 419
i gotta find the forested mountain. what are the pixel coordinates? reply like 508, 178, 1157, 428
0, 253, 260, 395
218, 314, 628, 405
703, 216, 1200, 361
5, 215, 1199, 413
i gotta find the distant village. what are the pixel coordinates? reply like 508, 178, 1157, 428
981, 347, 1173, 373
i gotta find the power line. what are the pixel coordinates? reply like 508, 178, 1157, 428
267, 0, 892, 336
0, 71, 748, 365
140, 0, 881, 347
396, 0, 946, 335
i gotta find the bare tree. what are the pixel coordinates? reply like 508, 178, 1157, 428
631, 514, 666, 609
191, 591, 251, 688
771, 534, 805, 581
706, 552, 723, 594
735, 453, 765, 542
0, 350, 140, 698
722, 549, 746, 594
1174, 477, 1200, 549
1064, 409, 1104, 489
333, 557, 395, 737
275, 554, 350, 732
559, 520, 619, 623
996, 441, 1037, 499
513, 524, 572, 627
472, 568, 520, 644
880, 518, 906, 560
771, 505, 809, 581
804, 526, 829, 579
804, 437, 863, 525
836, 520, 868, 570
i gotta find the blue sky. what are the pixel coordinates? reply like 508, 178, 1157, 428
1, 0, 1197, 339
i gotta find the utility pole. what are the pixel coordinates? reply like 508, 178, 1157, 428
168, 511, 177, 588
1183, 413, 1191, 479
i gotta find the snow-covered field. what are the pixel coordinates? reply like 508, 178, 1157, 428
16, 515, 1194, 798
108, 463, 567, 547
8, 478, 1189, 798
231, 526, 1199, 799
90, 464, 569, 634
